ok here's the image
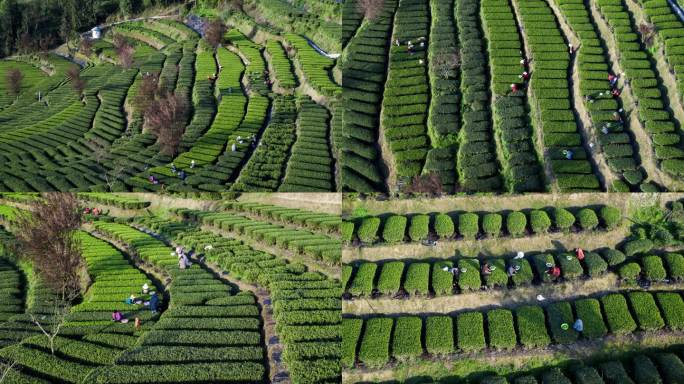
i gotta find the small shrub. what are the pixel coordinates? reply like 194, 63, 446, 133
530, 210, 551, 234
554, 208, 576, 232
376, 261, 404, 295
516, 305, 550, 348
602, 249, 626, 266
342, 222, 355, 242
628, 291, 665, 331
425, 316, 453, 355
487, 309, 516, 350
584, 252, 608, 277
457, 312, 485, 352
577, 208, 599, 230
618, 262, 641, 281
459, 213, 479, 240
408, 215, 429, 242
391, 317, 423, 361
382, 215, 407, 243
656, 292, 684, 330
601, 293, 637, 335
600, 206, 622, 229
482, 213, 502, 237
641, 255, 667, 281
506, 211, 527, 237
431, 261, 454, 296
434, 213, 455, 239
458, 258, 481, 291
664, 253, 684, 281
357, 217, 381, 243
403, 263, 430, 295
358, 318, 393, 368
623, 238, 653, 256
574, 298, 607, 339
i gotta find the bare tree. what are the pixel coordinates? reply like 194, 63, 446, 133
639, 23, 657, 49
13, 193, 84, 301
29, 296, 75, 355
135, 72, 160, 115
357, 0, 384, 21
91, 141, 126, 191
432, 51, 460, 80
144, 93, 188, 156
204, 19, 227, 50
113, 34, 136, 69
5, 69, 23, 99
66, 66, 86, 98
80, 38, 93, 57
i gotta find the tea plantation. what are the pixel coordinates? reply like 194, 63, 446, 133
342, 193, 684, 383
0, 0, 341, 193
340, 0, 684, 194
0, 193, 341, 383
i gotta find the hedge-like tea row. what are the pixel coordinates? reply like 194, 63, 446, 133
280, 98, 336, 192
455, 0, 503, 192
78, 193, 151, 210
345, 290, 684, 367
231, 95, 298, 192
596, 0, 684, 178
266, 40, 298, 89
345, 205, 620, 244
425, 0, 459, 192
554, 0, 646, 192
343, 250, 684, 296
176, 208, 341, 264
476, 352, 684, 384
481, 0, 544, 192
284, 33, 340, 97
0, 257, 24, 323
340, 0, 396, 192
380, 0, 431, 179
88, 222, 267, 383
518, 0, 601, 191
639, 0, 684, 108
223, 201, 341, 234
131, 216, 341, 383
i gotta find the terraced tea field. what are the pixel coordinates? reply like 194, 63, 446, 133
342, 193, 684, 383
0, 192, 342, 383
0, 0, 341, 192
340, 0, 684, 194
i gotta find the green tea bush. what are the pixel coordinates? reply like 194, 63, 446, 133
577, 208, 599, 230
516, 305, 550, 348
554, 208, 576, 232
506, 211, 527, 237
342, 222, 354, 242
642, 255, 667, 281
530, 210, 551, 234
348, 263, 377, 296
425, 316, 453, 355
458, 259, 481, 291
342, 265, 353, 290
574, 298, 607, 339
434, 213, 455, 239
600, 206, 622, 229
541, 368, 572, 384
459, 213, 480, 240
632, 355, 661, 384
656, 292, 684, 330
584, 252, 608, 276
546, 301, 578, 344
558, 253, 584, 279
510, 259, 534, 286
376, 262, 404, 295
358, 318, 393, 368
573, 367, 604, 384
487, 309, 516, 350
457, 312, 485, 352
599, 361, 634, 384
357, 217, 381, 243
618, 262, 641, 281
628, 292, 665, 331
342, 318, 363, 368
482, 213, 502, 237
664, 253, 684, 280
623, 239, 653, 256
431, 261, 454, 296
601, 294, 637, 335
403, 263, 430, 295
653, 354, 684, 384
408, 215, 430, 242
382, 216, 407, 243
484, 258, 508, 288
391, 317, 423, 361
602, 249, 626, 266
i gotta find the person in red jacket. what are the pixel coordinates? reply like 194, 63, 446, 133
576, 248, 585, 261
547, 265, 561, 279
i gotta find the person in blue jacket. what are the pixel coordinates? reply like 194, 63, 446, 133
150, 292, 159, 314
